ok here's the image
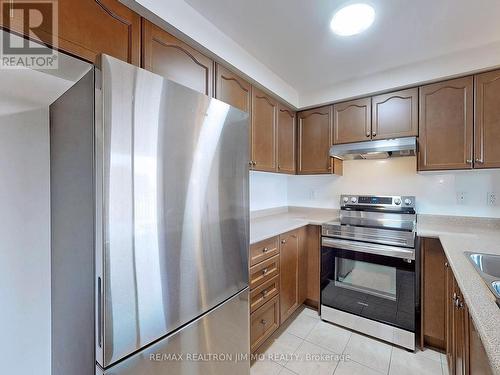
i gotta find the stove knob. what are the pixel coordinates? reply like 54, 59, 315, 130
343, 196, 349, 203
404, 198, 412, 206
351, 197, 357, 203
394, 198, 401, 205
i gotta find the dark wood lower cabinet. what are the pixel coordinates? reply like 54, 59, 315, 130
469, 317, 493, 375
250, 226, 319, 352
421, 238, 447, 350
422, 237, 493, 375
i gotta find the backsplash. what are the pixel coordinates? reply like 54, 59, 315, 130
250, 157, 500, 218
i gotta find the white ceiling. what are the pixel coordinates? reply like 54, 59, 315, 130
185, 0, 500, 103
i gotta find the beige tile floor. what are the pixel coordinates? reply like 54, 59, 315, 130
251, 306, 448, 375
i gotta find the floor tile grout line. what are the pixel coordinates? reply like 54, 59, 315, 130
387, 345, 394, 375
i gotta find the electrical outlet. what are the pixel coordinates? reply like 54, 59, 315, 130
487, 192, 497, 206
456, 192, 467, 204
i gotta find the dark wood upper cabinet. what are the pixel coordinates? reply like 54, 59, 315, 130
421, 238, 446, 350
1, 0, 141, 65
297, 106, 333, 174
277, 104, 296, 174
251, 88, 277, 172
475, 69, 500, 169
279, 230, 300, 324
142, 20, 214, 96
418, 77, 474, 171
215, 64, 251, 112
372, 88, 418, 140
333, 98, 371, 144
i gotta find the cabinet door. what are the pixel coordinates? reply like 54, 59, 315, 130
453, 281, 469, 375
277, 104, 296, 174
469, 316, 493, 375
279, 230, 300, 323
419, 77, 473, 171
446, 261, 455, 375
2, 0, 141, 65
333, 98, 371, 144
142, 20, 213, 96
372, 88, 418, 140
475, 70, 500, 168
215, 64, 251, 112
297, 106, 333, 174
251, 88, 277, 171
421, 238, 446, 350
250, 296, 279, 352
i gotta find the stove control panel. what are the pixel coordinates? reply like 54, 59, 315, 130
340, 195, 416, 209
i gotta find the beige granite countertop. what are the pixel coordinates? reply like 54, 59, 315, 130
250, 206, 338, 244
418, 215, 500, 374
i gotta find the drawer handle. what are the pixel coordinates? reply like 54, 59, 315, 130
262, 247, 269, 253
260, 319, 267, 325
262, 268, 268, 275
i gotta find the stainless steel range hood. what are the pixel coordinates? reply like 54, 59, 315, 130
329, 137, 416, 160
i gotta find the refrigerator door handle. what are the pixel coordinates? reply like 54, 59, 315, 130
98, 276, 102, 348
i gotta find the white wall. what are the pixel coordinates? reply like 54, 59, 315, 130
251, 157, 500, 218
250, 171, 288, 211
299, 40, 500, 108
0, 108, 51, 375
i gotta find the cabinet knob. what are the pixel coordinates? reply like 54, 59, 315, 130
262, 247, 269, 253
248, 161, 253, 167
262, 268, 268, 275
281, 239, 287, 244
253, 161, 257, 166
372, 132, 377, 137
277, 164, 281, 170
466, 159, 473, 164
366, 132, 371, 137
444, 262, 448, 268
476, 158, 484, 164
262, 290, 268, 297
260, 319, 267, 325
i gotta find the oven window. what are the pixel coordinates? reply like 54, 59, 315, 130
335, 259, 396, 300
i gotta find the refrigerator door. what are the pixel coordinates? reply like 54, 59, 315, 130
99, 290, 250, 375
98, 55, 249, 367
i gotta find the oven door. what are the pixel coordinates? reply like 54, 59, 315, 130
321, 237, 416, 332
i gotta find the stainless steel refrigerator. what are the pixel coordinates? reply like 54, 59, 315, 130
50, 54, 250, 375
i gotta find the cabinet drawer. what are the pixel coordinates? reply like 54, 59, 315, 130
250, 275, 279, 313
250, 295, 279, 352
250, 236, 279, 267
249, 254, 280, 290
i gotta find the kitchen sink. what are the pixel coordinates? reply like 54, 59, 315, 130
465, 252, 500, 307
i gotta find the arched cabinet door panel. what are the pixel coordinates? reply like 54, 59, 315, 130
474, 69, 500, 169
142, 19, 213, 96
277, 104, 296, 174
372, 88, 418, 140
297, 106, 332, 174
418, 77, 473, 171
1, 0, 141, 65
251, 88, 277, 172
333, 98, 371, 144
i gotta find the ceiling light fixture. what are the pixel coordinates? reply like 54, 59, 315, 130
330, 3, 375, 36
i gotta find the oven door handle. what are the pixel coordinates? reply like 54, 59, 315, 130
322, 237, 415, 260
